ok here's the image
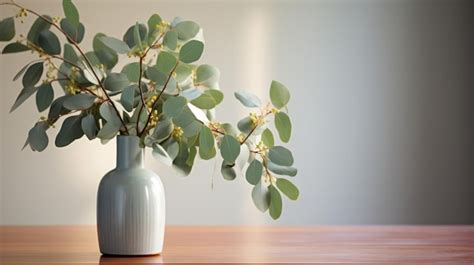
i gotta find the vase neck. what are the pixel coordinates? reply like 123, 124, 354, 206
116, 136, 144, 169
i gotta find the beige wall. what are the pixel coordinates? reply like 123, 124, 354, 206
1, 0, 473, 225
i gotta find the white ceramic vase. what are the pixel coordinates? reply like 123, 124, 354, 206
97, 135, 166, 255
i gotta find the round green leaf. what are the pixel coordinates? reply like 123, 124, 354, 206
55, 115, 84, 147
60, 19, 85, 44
36, 83, 54, 112
28, 122, 49, 152
93, 33, 118, 69
195, 64, 220, 87
276, 178, 299, 200
268, 161, 298, 177
104, 73, 130, 92
269, 185, 282, 220
190, 89, 223, 110
252, 181, 271, 212
270, 80, 290, 109
199, 126, 215, 160
2, 42, 29, 54
152, 144, 173, 166
100, 102, 122, 127
163, 30, 178, 50
38, 30, 61, 55
179, 40, 204, 63
27, 16, 52, 45
221, 161, 236, 181
246, 159, 263, 185
22, 62, 43, 88
120, 85, 136, 112
220, 134, 240, 163
268, 146, 294, 166
181, 87, 203, 101
156, 51, 177, 74
152, 117, 174, 142
121, 62, 141, 83
275, 111, 292, 143
63, 93, 96, 110
146, 67, 168, 86
237, 116, 253, 134
100, 36, 130, 54
62, 0, 80, 28
174, 21, 200, 41
147, 14, 162, 42
0, 17, 15, 42
63, 43, 78, 62
234, 91, 261, 108
261, 128, 274, 148
97, 122, 119, 140
123, 23, 147, 49
163, 96, 187, 118
81, 114, 97, 140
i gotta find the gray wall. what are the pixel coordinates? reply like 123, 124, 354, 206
1, 0, 473, 225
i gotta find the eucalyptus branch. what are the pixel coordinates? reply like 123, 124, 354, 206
2, 2, 129, 134
240, 110, 273, 145
139, 62, 178, 136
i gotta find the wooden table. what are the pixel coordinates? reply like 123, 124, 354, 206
1, 226, 473, 264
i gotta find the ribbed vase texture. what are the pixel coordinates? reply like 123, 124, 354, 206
97, 136, 165, 255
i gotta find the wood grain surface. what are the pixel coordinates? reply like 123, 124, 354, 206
0, 226, 473, 264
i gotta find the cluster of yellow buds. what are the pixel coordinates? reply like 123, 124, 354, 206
45, 63, 57, 81
65, 81, 80, 95
191, 69, 197, 84
256, 141, 268, 155
172, 126, 184, 140
264, 170, 277, 185
149, 109, 159, 127
236, 133, 245, 143
156, 20, 170, 32
249, 112, 264, 126
271, 107, 279, 114
147, 95, 157, 110
15, 8, 27, 23
53, 16, 61, 25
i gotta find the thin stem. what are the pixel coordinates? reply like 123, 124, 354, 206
240, 110, 273, 145
4, 2, 129, 134
50, 54, 83, 70
139, 62, 178, 136
135, 56, 147, 132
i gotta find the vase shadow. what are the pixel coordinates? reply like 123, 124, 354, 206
99, 253, 164, 264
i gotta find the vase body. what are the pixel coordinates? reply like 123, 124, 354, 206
97, 136, 165, 255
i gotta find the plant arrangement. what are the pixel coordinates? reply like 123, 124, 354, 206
0, 0, 298, 219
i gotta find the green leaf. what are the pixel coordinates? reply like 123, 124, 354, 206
36, 83, 54, 112
63, 43, 78, 62
22, 62, 43, 87
55, 115, 84, 147
152, 117, 174, 142
166, 140, 180, 160
146, 67, 168, 86
81, 114, 98, 140
252, 181, 270, 212
156, 51, 177, 74
100, 36, 130, 54
179, 40, 204, 63
27, 16, 52, 45
173, 106, 202, 137
221, 161, 236, 181
60, 19, 85, 44
267, 161, 297, 177
121, 62, 141, 83
268, 146, 294, 166
220, 135, 240, 163
163, 30, 177, 50
0, 17, 15, 42
199, 126, 215, 160
221, 123, 238, 137
195, 64, 220, 88
38, 30, 61, 55
28, 122, 49, 152
163, 96, 187, 118
237, 116, 253, 134
63, 93, 96, 110
123, 23, 147, 49
246, 159, 263, 185
174, 21, 200, 41
173, 141, 192, 175
10, 86, 38, 112
120, 85, 136, 112
274, 111, 292, 143
48, 95, 71, 119
261, 128, 274, 148
147, 14, 162, 42
97, 122, 119, 140
269, 185, 283, 219
100, 102, 122, 127
93, 33, 118, 69
2, 42, 29, 54
62, 0, 80, 28
181, 87, 203, 101
234, 91, 261, 108
104, 73, 130, 92
190, 89, 223, 110
270, 80, 290, 109
276, 178, 299, 200
152, 144, 173, 166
